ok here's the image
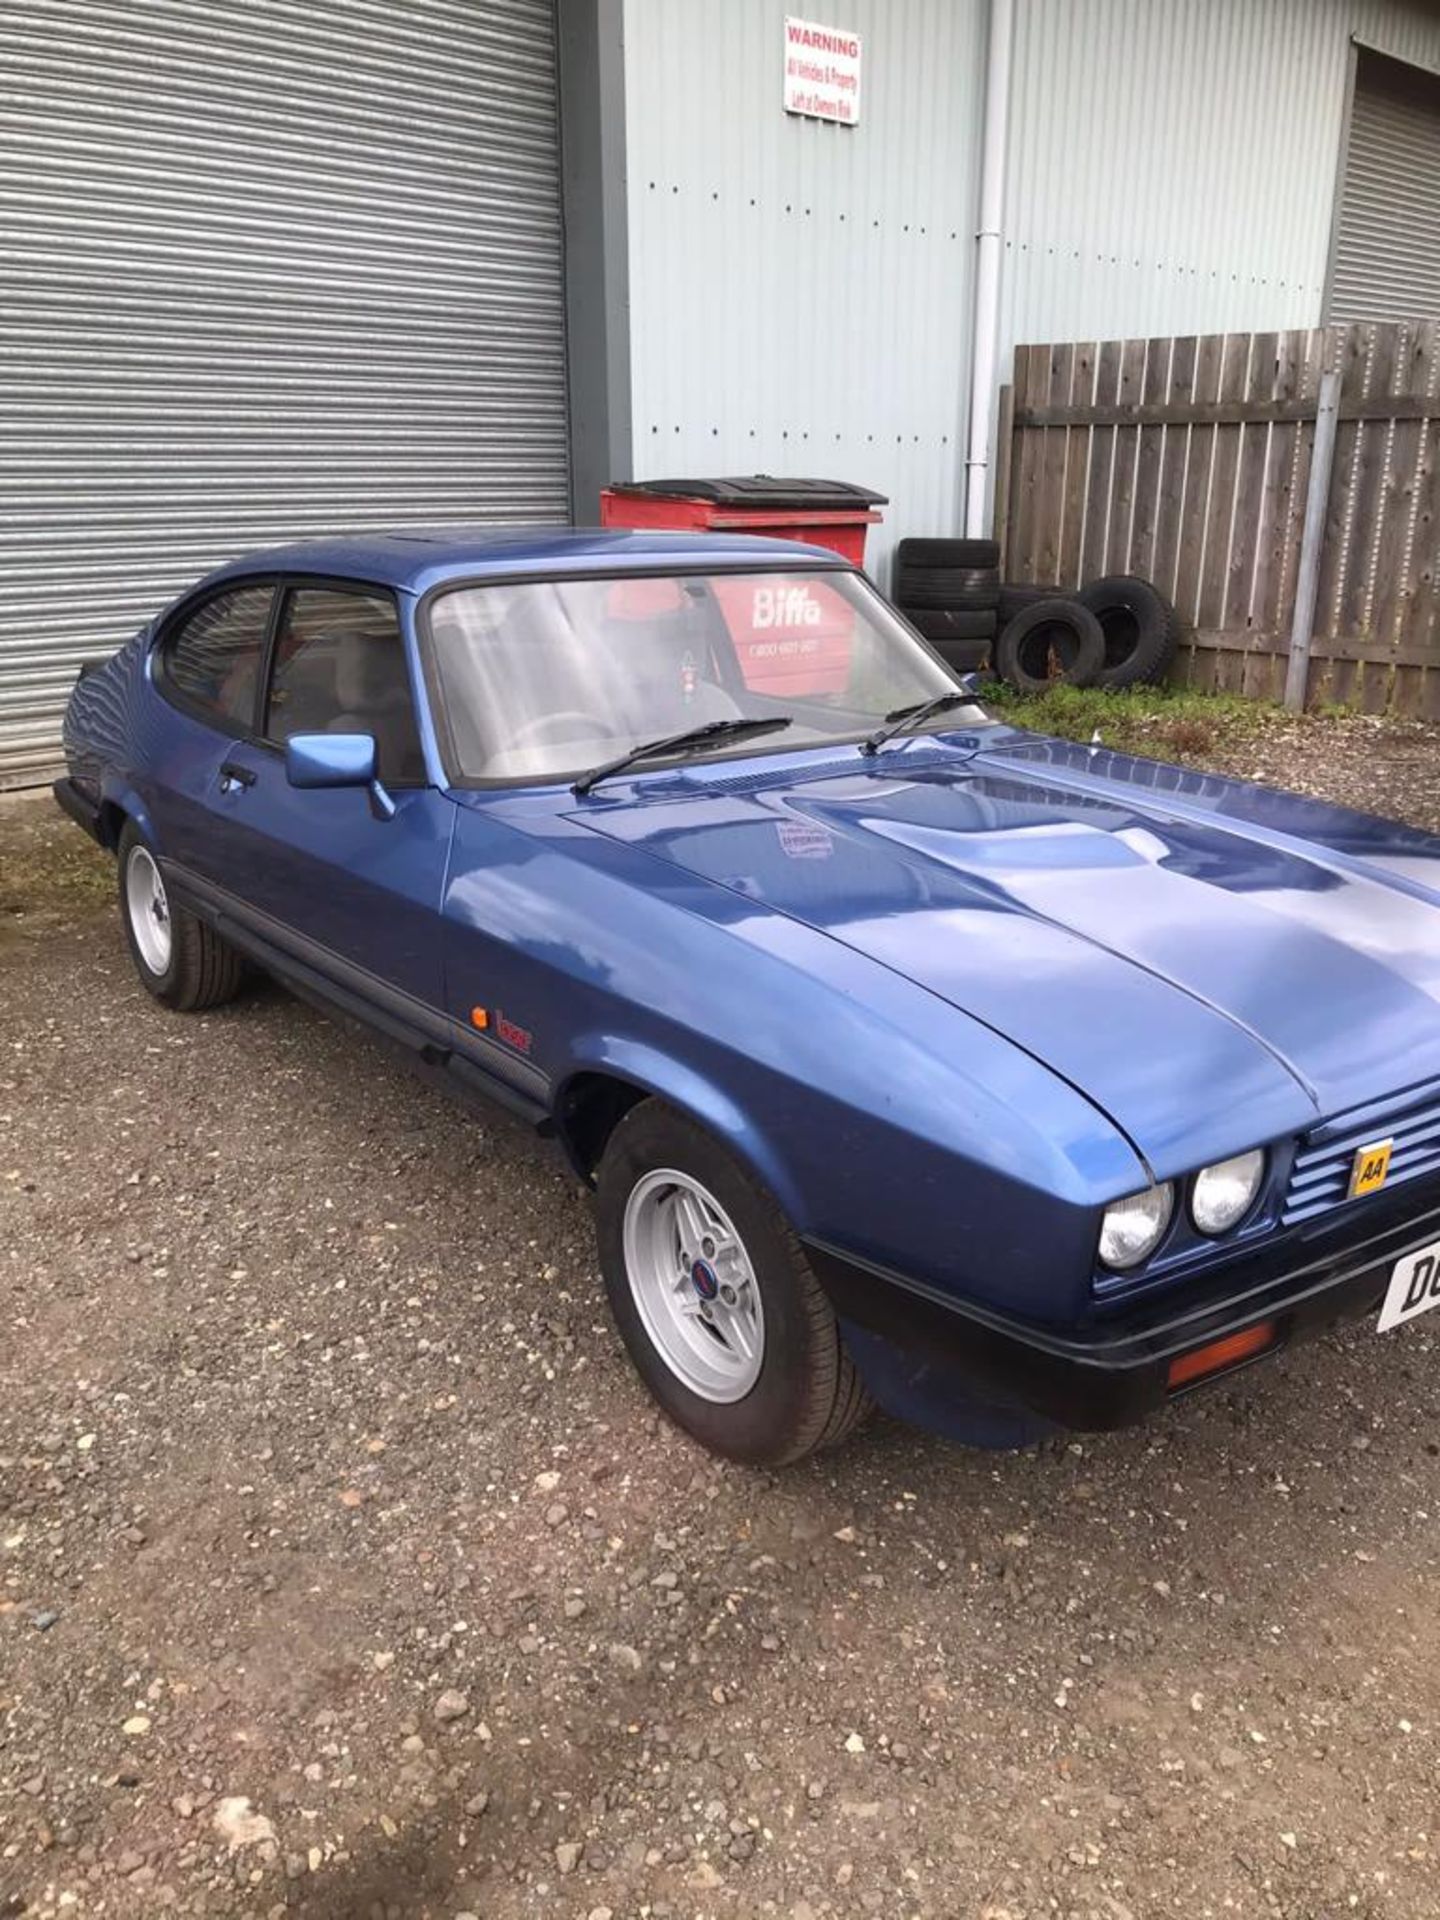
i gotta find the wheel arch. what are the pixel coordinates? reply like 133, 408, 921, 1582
100, 779, 159, 853
551, 1045, 806, 1223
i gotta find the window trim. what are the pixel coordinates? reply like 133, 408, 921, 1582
412, 560, 971, 792
258, 575, 429, 790
152, 576, 281, 740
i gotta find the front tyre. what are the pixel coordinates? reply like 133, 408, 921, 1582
594, 1101, 871, 1464
117, 823, 245, 1012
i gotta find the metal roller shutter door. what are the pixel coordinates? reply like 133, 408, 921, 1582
0, 0, 569, 787
1328, 48, 1440, 325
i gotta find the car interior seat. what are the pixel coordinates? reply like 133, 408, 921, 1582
327, 630, 426, 783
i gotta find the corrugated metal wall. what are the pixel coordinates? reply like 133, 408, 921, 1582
999, 0, 1440, 361
0, 0, 568, 786
620, 0, 987, 587
621, 0, 1440, 565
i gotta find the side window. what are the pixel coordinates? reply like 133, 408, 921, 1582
264, 587, 426, 785
162, 585, 272, 729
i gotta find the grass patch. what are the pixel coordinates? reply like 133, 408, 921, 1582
983, 681, 1274, 764
0, 811, 112, 925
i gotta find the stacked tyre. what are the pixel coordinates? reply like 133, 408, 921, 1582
1073, 574, 1180, 689
990, 574, 1179, 692
891, 538, 1001, 677
894, 545, 1179, 695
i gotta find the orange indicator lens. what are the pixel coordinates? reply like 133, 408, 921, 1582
1166, 1320, 1276, 1391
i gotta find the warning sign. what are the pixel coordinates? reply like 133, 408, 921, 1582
783, 16, 862, 126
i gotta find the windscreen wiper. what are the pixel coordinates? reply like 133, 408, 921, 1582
861, 692, 972, 756
572, 716, 794, 797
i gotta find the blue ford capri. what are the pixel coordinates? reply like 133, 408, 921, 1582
55, 528, 1440, 1462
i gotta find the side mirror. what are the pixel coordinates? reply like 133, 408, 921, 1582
283, 732, 396, 821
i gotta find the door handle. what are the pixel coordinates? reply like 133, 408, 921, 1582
219, 761, 257, 793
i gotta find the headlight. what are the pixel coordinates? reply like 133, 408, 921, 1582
1099, 1182, 1175, 1269
1191, 1149, 1266, 1235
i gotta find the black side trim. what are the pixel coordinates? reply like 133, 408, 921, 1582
446, 1053, 552, 1123
52, 777, 104, 844
162, 862, 552, 1129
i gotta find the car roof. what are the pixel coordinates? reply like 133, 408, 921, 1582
192, 526, 852, 598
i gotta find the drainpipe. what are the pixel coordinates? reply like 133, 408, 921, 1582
963, 0, 1014, 537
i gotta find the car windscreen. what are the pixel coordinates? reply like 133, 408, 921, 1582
424, 569, 987, 783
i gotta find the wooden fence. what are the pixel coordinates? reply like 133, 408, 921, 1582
994, 321, 1440, 715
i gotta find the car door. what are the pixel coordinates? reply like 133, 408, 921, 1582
191, 578, 453, 1016
144, 578, 278, 876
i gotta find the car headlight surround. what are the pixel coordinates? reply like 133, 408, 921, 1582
1099, 1181, 1175, 1270
1190, 1148, 1267, 1236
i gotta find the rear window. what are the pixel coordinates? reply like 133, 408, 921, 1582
161, 585, 272, 730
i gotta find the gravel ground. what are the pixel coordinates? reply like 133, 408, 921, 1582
4, 714, 1440, 1920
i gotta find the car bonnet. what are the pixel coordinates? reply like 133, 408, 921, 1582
569, 733, 1440, 1178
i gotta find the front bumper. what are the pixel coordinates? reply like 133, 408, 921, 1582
806, 1187, 1440, 1433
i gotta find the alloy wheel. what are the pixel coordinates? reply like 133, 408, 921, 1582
621, 1167, 765, 1402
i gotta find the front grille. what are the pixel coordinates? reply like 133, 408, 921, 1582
1284, 1083, 1440, 1226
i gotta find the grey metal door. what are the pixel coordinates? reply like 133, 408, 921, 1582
1328, 47, 1440, 324
0, 0, 569, 786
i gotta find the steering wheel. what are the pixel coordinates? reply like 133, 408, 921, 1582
508, 709, 610, 749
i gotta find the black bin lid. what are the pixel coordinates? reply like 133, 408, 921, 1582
610, 474, 887, 510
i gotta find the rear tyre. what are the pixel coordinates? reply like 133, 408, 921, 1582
594, 1100, 871, 1465
118, 823, 245, 1012
995, 598, 1105, 693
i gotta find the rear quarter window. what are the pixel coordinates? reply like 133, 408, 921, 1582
160, 584, 273, 730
